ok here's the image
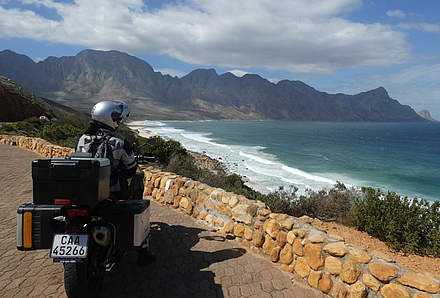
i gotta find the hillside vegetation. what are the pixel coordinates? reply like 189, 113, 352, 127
0, 76, 88, 147
0, 76, 48, 121
263, 184, 440, 257
0, 76, 88, 123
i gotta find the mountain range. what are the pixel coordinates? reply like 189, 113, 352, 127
0, 49, 425, 122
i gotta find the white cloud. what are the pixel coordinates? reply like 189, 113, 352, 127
398, 22, 440, 33
0, 0, 409, 73
156, 68, 186, 78
386, 9, 406, 18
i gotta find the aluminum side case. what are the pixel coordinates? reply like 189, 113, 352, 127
133, 204, 150, 248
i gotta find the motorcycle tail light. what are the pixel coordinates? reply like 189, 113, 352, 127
54, 198, 71, 205
66, 209, 89, 218
23, 212, 33, 249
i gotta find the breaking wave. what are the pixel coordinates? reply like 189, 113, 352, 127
143, 121, 337, 194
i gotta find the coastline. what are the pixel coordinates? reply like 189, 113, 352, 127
125, 121, 440, 276
131, 119, 440, 201
128, 120, 350, 195
129, 118, 435, 205
128, 120, 226, 175
127, 120, 156, 139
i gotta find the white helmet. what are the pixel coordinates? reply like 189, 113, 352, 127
91, 100, 129, 129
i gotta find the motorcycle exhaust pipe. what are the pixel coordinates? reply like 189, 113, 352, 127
91, 226, 112, 246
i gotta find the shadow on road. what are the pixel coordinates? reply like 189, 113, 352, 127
101, 222, 245, 297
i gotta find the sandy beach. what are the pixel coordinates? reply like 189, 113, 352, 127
127, 120, 156, 139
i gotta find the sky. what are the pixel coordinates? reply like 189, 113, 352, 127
0, 0, 439, 118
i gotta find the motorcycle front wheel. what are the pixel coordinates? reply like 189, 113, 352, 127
63, 260, 104, 298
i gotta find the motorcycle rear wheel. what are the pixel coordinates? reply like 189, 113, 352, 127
63, 261, 104, 298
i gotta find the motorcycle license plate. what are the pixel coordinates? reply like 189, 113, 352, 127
50, 234, 88, 259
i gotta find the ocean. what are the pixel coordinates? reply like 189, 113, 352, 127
140, 120, 440, 202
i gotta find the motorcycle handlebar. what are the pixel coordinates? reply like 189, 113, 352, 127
135, 155, 159, 164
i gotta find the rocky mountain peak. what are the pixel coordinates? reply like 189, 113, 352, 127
0, 49, 35, 64
77, 49, 128, 57
184, 68, 218, 78
367, 86, 389, 98
220, 72, 238, 79
182, 68, 219, 87
241, 73, 264, 80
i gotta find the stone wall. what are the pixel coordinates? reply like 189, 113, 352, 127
1, 134, 439, 297
0, 135, 74, 157
141, 167, 440, 298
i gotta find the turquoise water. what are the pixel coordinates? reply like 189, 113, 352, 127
142, 121, 440, 201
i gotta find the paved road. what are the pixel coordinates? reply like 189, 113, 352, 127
0, 144, 323, 297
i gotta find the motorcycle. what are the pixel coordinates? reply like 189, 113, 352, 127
16, 155, 153, 297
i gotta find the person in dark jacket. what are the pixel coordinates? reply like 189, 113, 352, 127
77, 100, 154, 265
76, 100, 136, 199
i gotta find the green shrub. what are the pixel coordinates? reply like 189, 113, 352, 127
0, 117, 86, 148
264, 184, 440, 256
136, 136, 187, 164
166, 152, 200, 178
351, 188, 440, 256
264, 182, 357, 223
294, 182, 357, 224
39, 122, 85, 148
166, 153, 265, 202
261, 186, 296, 213
1, 117, 43, 136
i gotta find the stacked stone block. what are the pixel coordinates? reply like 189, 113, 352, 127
0, 135, 74, 157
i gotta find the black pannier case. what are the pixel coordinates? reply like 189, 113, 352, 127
17, 203, 62, 250
32, 157, 110, 208
95, 200, 151, 251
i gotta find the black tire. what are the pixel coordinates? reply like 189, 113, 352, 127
63, 261, 104, 298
